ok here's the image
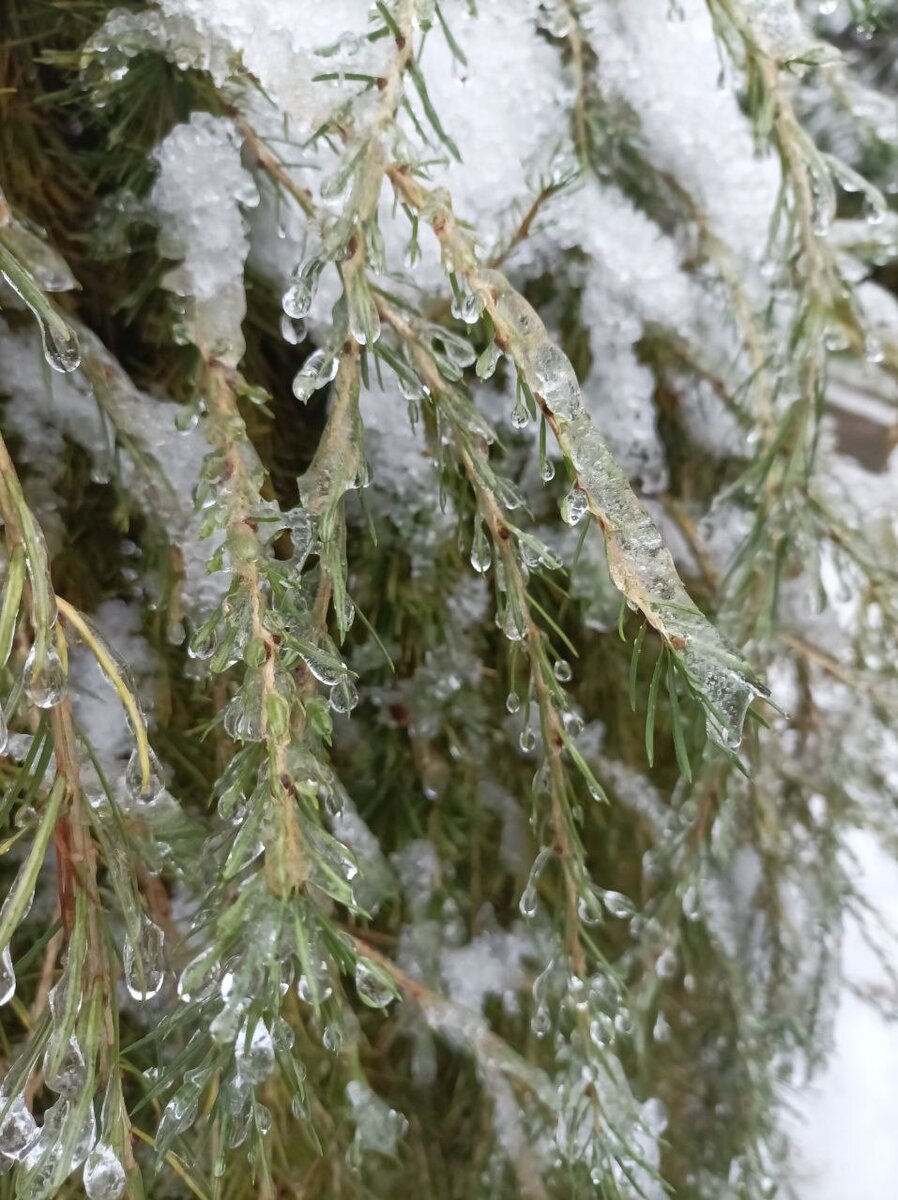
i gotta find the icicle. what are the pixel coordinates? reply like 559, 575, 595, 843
124, 746, 166, 806
0, 270, 81, 373
123, 918, 165, 1002
23, 642, 67, 708
470, 520, 492, 574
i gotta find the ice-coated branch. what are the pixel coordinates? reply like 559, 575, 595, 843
387, 165, 767, 749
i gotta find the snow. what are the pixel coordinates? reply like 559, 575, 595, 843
0, 319, 225, 621
150, 112, 258, 367
788, 833, 898, 1200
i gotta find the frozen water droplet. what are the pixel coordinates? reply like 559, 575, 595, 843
476, 340, 502, 379
0, 1094, 38, 1159
470, 522, 491, 574
322, 1023, 344, 1052
157, 1084, 200, 1146
235, 1018, 275, 1084
866, 334, 885, 364
602, 890, 634, 920
43, 1034, 87, 1097
298, 643, 348, 687
1, 269, 82, 373
511, 392, 530, 429
553, 659, 572, 683
562, 709, 583, 737
347, 279, 381, 346
354, 958, 394, 1009
398, 369, 428, 402
656, 948, 678, 980
329, 678, 359, 715
502, 603, 525, 642
560, 488, 588, 526
123, 918, 165, 1001
23, 642, 67, 708
590, 1012, 614, 1046
280, 312, 306, 345
0, 944, 15, 1005
541, 457, 555, 483
83, 1141, 126, 1200
527, 342, 580, 419
519, 726, 537, 753
682, 883, 701, 922
520, 847, 551, 917
506, 691, 521, 715
450, 290, 483, 324
125, 746, 166, 806
282, 260, 323, 320
292, 349, 338, 404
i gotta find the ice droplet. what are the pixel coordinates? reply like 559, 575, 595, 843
519, 847, 551, 918
43, 1035, 87, 1097
451, 289, 484, 325
157, 1084, 200, 1147
505, 691, 521, 715
292, 348, 338, 404
0, 272, 81, 374
502, 602, 525, 642
354, 958, 394, 1009
602, 891, 634, 920
298, 642, 348, 687
560, 488, 588, 526
23, 642, 67, 708
123, 918, 165, 1001
0, 1094, 38, 1159
527, 341, 580, 420
511, 391, 530, 430
83, 1141, 126, 1200
475, 340, 502, 379
235, 1018, 275, 1084
0, 944, 15, 1005
470, 522, 491, 574
282, 259, 323, 320
279, 312, 306, 345
553, 659, 572, 683
125, 746, 166, 806
329, 678, 359, 715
